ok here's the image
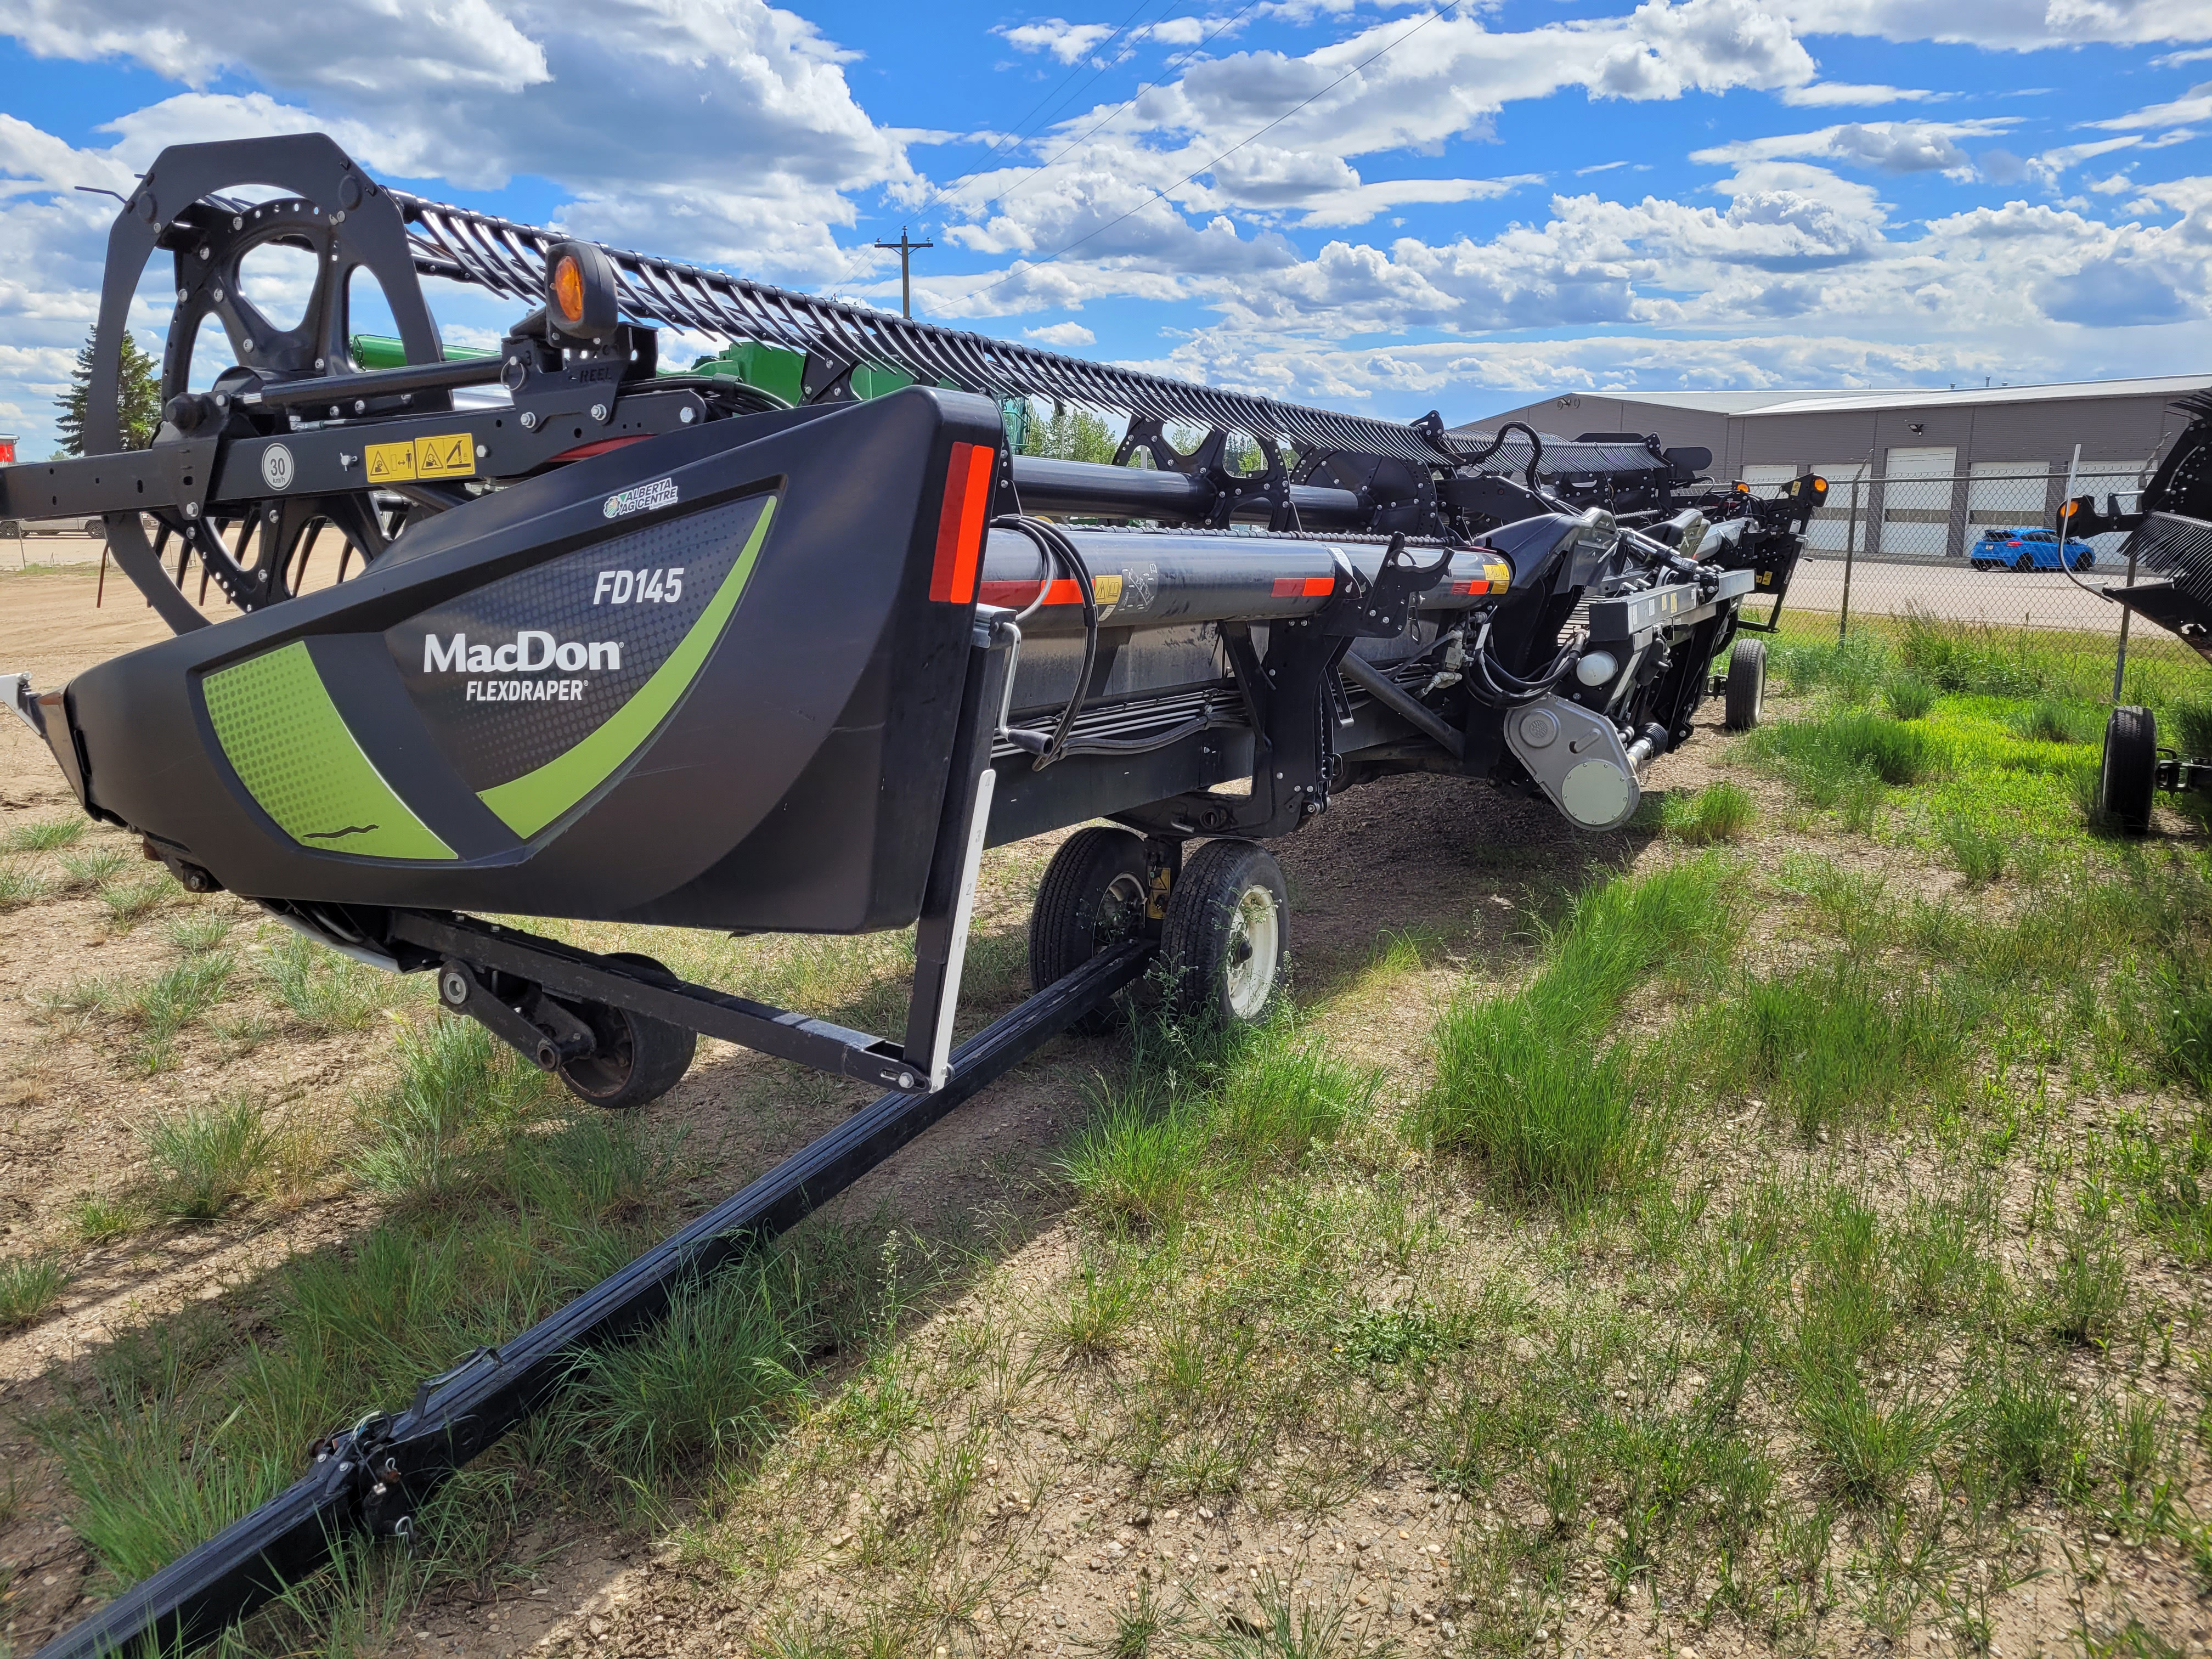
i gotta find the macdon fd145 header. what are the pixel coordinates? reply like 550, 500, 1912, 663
2, 132, 1835, 1659
3, 132, 1826, 1113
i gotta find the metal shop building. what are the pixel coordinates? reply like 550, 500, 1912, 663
1459, 375, 2211, 560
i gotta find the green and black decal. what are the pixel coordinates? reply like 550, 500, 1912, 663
204, 641, 456, 860
385, 490, 777, 838
204, 490, 777, 858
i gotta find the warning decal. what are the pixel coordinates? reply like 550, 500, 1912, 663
416, 432, 475, 478
364, 433, 476, 484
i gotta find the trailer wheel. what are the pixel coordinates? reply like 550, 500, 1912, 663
2099, 706, 2158, 836
1160, 839, 1286, 1025
1030, 827, 1151, 1033
557, 952, 697, 1109
1723, 639, 1767, 732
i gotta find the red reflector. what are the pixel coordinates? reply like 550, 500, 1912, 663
548, 435, 650, 464
978, 577, 1084, 608
1271, 575, 1334, 598
1450, 578, 1490, 596
930, 442, 996, 605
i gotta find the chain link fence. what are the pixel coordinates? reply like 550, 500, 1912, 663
1735, 455, 2202, 710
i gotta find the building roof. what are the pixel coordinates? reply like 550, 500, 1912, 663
1455, 373, 2212, 432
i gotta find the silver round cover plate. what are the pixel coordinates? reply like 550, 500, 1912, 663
1560, 758, 1634, 828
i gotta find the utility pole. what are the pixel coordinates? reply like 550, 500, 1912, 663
873, 226, 933, 319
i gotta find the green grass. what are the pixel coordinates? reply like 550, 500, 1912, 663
1749, 707, 1944, 794
568, 1260, 811, 1479
0, 1253, 70, 1328
38, 1098, 707, 1598
128, 952, 235, 1042
1708, 958, 1965, 1139
259, 931, 407, 1032
1661, 780, 1756, 844
350, 1015, 562, 1203
99, 874, 173, 926
2174, 698, 2212, 761
1, 815, 86, 853
139, 1096, 276, 1220
1883, 677, 1936, 721
2011, 697, 2102, 747
164, 911, 236, 954
1797, 1373, 1950, 1504
0, 858, 47, 909
76, 1192, 144, 1243
1939, 813, 2012, 884
1061, 1013, 1372, 1232
1410, 859, 1740, 1205
57, 845, 126, 890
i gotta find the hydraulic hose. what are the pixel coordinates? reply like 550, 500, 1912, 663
989, 515, 1097, 769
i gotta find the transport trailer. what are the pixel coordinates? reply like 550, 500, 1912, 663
2069, 392, 2212, 832
0, 134, 1819, 1657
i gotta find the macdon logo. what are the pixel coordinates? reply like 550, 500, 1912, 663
423, 631, 623, 675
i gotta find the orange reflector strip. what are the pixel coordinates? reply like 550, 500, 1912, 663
1271, 575, 1334, 598
930, 442, 996, 605
1449, 578, 1491, 596
979, 577, 1085, 608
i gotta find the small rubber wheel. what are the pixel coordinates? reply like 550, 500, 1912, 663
1160, 839, 1287, 1025
1030, 827, 1152, 1034
2099, 706, 2157, 836
1723, 639, 1767, 732
557, 952, 697, 1109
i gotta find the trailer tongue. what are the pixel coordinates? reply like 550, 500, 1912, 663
1, 133, 1820, 1656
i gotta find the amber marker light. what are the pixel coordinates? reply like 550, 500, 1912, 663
553, 253, 586, 328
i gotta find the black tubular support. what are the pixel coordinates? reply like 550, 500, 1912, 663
32, 938, 1150, 1659
393, 911, 931, 1092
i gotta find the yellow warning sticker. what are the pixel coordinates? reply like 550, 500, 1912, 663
1483, 561, 1511, 590
414, 432, 475, 479
1092, 573, 1125, 605
364, 439, 417, 483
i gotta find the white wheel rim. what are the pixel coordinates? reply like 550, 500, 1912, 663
1223, 883, 1280, 1018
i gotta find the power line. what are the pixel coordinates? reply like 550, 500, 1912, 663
964, 4, 1452, 304
979, 0, 1265, 212
823, 0, 1175, 298
872, 227, 933, 318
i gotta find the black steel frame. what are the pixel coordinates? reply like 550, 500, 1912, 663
31, 937, 1151, 1659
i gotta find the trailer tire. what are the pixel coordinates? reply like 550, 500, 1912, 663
1030, 827, 1151, 1033
1160, 839, 1286, 1026
2099, 706, 2158, 836
557, 952, 697, 1109
1723, 639, 1767, 732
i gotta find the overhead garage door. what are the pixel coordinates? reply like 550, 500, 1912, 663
1879, 447, 1956, 559
1805, 462, 1870, 553
1967, 461, 2049, 535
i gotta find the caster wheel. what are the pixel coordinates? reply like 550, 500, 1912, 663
1030, 827, 1152, 1034
2098, 706, 2157, 836
557, 952, 697, 1109
1723, 638, 1767, 732
1160, 839, 1286, 1025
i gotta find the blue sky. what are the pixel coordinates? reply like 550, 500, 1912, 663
2, 0, 2210, 458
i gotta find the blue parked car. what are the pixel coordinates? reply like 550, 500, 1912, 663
1969, 527, 2097, 571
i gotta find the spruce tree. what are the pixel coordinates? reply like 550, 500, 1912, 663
55, 326, 162, 455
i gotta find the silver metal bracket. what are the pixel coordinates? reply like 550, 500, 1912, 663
1502, 693, 1643, 831
4, 672, 44, 737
